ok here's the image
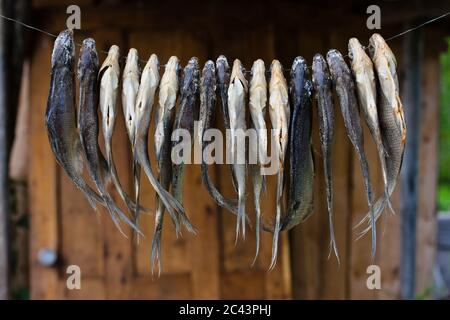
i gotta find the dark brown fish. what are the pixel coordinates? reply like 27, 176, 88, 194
77, 38, 139, 235
312, 54, 339, 262
45, 30, 104, 211
327, 49, 376, 257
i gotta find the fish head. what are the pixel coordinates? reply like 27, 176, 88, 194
216, 55, 230, 86
231, 59, 248, 92
78, 38, 99, 79
143, 54, 160, 89
290, 56, 308, 95
124, 48, 140, 76
181, 57, 200, 96
249, 59, 267, 112
99, 45, 120, 79
311, 54, 331, 88
51, 29, 75, 69
201, 60, 216, 91
251, 59, 265, 77
348, 38, 373, 73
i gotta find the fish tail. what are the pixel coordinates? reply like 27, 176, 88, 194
251, 164, 263, 265
133, 160, 141, 242
356, 192, 390, 240
104, 192, 142, 237
358, 150, 377, 257
107, 142, 150, 214
200, 163, 239, 215
151, 211, 163, 277
237, 189, 246, 242
68, 170, 104, 211
268, 172, 284, 270
324, 161, 340, 264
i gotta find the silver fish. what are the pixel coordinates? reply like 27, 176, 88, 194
99, 45, 147, 216
151, 56, 186, 275
349, 38, 389, 215
249, 59, 267, 263
356, 33, 406, 237
267, 59, 289, 270
228, 59, 248, 241
122, 49, 142, 227
78, 38, 140, 236
45, 30, 104, 211
199, 61, 239, 217
312, 53, 339, 262
327, 49, 376, 257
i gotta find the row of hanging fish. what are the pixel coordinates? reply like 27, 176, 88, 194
45, 29, 406, 274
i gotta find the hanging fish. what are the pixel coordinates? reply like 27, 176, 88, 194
99, 45, 147, 217
152, 56, 187, 275
349, 38, 389, 219
170, 57, 199, 232
356, 33, 406, 237
248, 59, 267, 263
122, 49, 142, 228
327, 49, 376, 257
228, 59, 248, 241
216, 55, 239, 192
78, 38, 140, 235
265, 59, 289, 269
45, 30, 105, 211
172, 57, 200, 205
312, 53, 339, 262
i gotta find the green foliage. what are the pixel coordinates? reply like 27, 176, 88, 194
439, 38, 450, 211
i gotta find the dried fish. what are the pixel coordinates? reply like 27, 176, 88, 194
356, 33, 406, 237
249, 59, 267, 263
78, 38, 140, 235
99, 45, 146, 216
349, 38, 389, 219
216, 55, 239, 192
228, 59, 248, 241
152, 56, 190, 275
312, 53, 339, 262
327, 49, 376, 256
267, 59, 289, 270
199, 61, 239, 217
45, 30, 105, 211
172, 57, 200, 205
122, 49, 142, 228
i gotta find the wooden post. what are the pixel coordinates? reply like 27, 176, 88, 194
0, 0, 10, 300
400, 22, 423, 300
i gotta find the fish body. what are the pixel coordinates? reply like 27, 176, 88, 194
283, 56, 314, 230
249, 59, 267, 263
312, 53, 339, 262
170, 57, 199, 232
356, 33, 406, 236
172, 57, 200, 205
349, 38, 389, 207
122, 49, 142, 228
227, 59, 248, 241
99, 45, 144, 215
199, 61, 239, 217
151, 56, 189, 275
267, 59, 289, 269
326, 49, 376, 256
216, 55, 239, 192
45, 30, 104, 211
78, 38, 139, 235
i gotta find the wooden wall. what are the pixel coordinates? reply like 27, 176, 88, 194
27, 1, 443, 299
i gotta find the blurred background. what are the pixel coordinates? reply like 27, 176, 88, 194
0, 0, 449, 300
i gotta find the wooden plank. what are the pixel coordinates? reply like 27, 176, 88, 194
61, 278, 106, 300
400, 24, 423, 299
29, 35, 60, 299
415, 30, 440, 297
221, 271, 266, 300
129, 274, 192, 299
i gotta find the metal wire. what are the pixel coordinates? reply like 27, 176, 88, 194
1, 10, 449, 74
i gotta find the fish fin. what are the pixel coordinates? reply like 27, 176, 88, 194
133, 160, 142, 242
268, 218, 281, 271
355, 193, 389, 240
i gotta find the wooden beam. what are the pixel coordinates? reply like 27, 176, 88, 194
400, 22, 423, 300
